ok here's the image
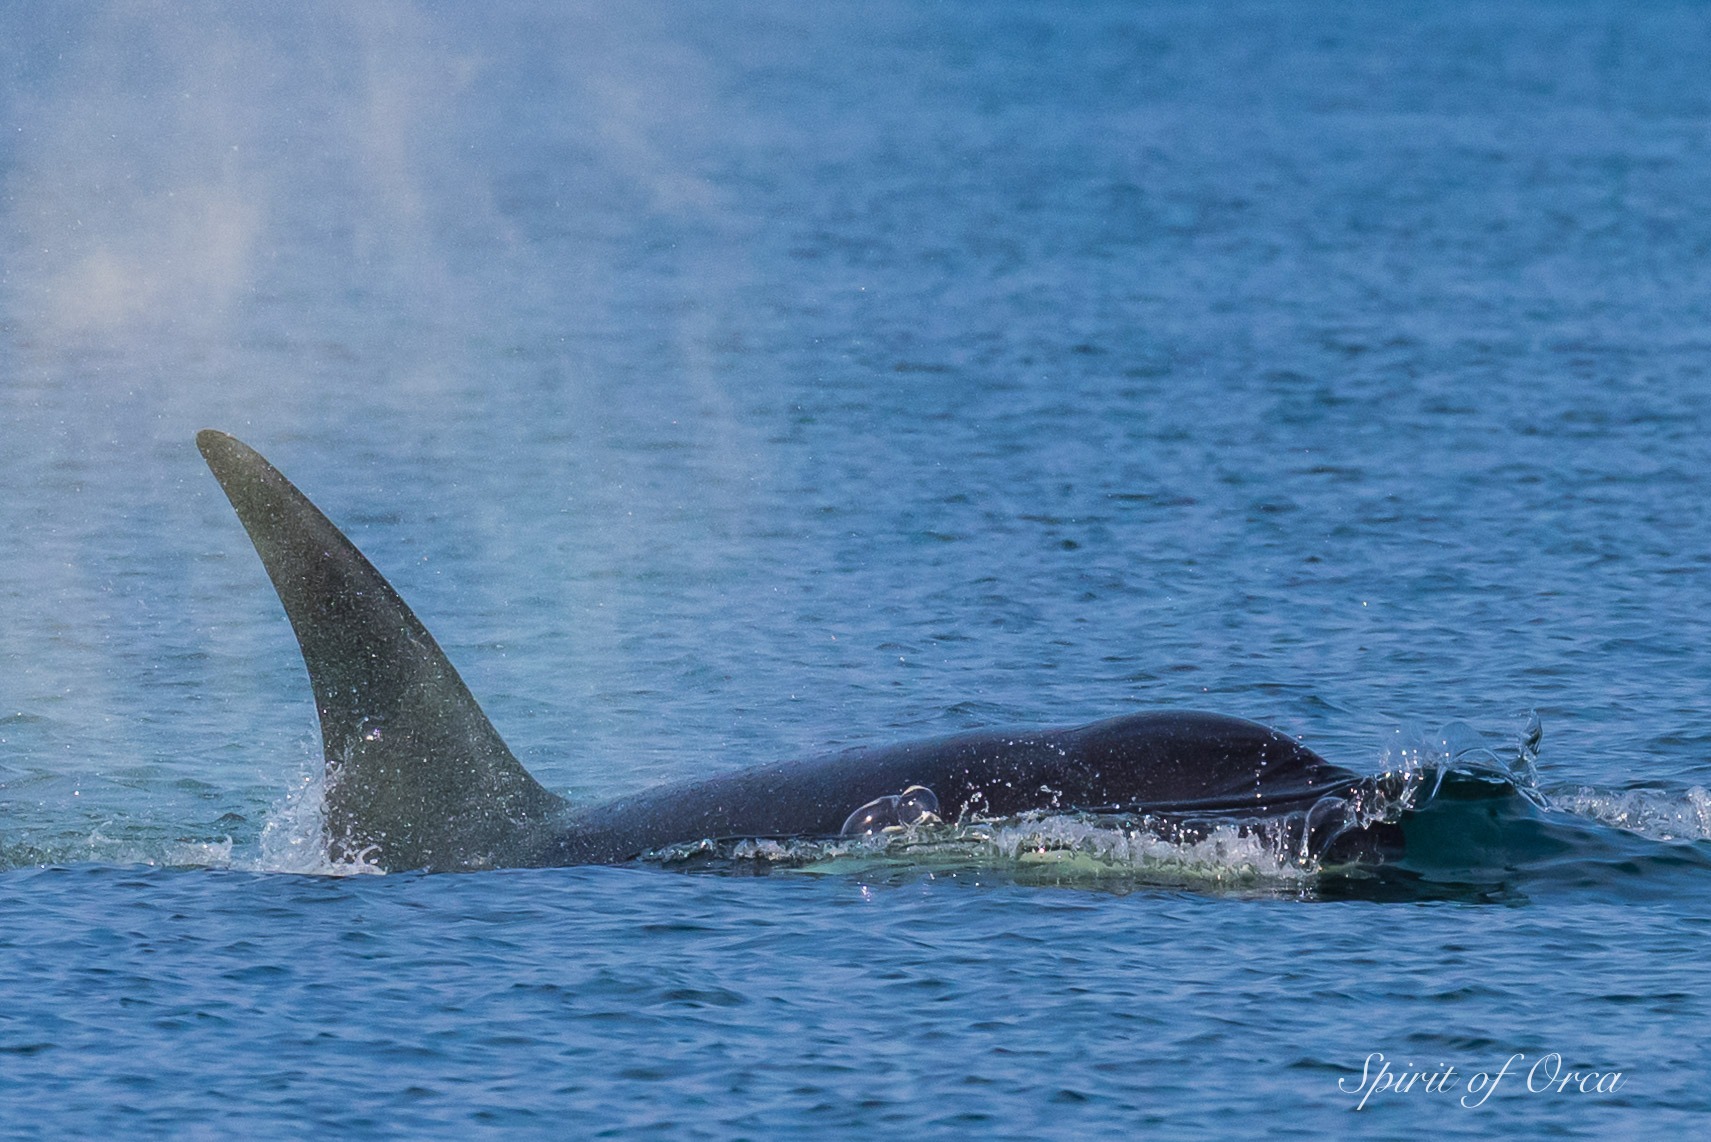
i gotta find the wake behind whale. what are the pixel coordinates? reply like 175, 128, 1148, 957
194, 429, 1409, 875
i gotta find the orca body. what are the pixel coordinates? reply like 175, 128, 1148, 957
196, 430, 1398, 873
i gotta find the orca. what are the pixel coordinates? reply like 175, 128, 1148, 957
196, 430, 1401, 873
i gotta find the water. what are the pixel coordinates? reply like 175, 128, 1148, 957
3, 0, 1710, 1135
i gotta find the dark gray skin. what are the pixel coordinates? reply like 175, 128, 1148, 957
196, 430, 1399, 873
544, 714, 1378, 865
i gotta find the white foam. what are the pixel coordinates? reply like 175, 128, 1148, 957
973, 815, 1315, 887
1552, 785, 1711, 843
248, 764, 383, 876
646, 812, 1320, 890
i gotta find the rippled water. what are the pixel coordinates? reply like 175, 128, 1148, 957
3, 0, 1711, 1136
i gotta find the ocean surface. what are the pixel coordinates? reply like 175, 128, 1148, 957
3, 0, 1711, 1136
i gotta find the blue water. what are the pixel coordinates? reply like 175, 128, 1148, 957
4, 0, 1711, 1135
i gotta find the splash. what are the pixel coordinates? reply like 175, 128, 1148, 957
1372, 712, 1545, 808
972, 813, 1318, 888
1552, 785, 1711, 843
248, 763, 382, 876
642, 809, 1340, 892
1401, 712, 1711, 845
10, 711, 1706, 894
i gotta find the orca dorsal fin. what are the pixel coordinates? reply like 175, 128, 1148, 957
197, 430, 566, 870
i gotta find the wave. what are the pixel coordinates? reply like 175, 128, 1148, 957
1551, 784, 1711, 843
643, 718, 1711, 900
5, 718, 1710, 899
